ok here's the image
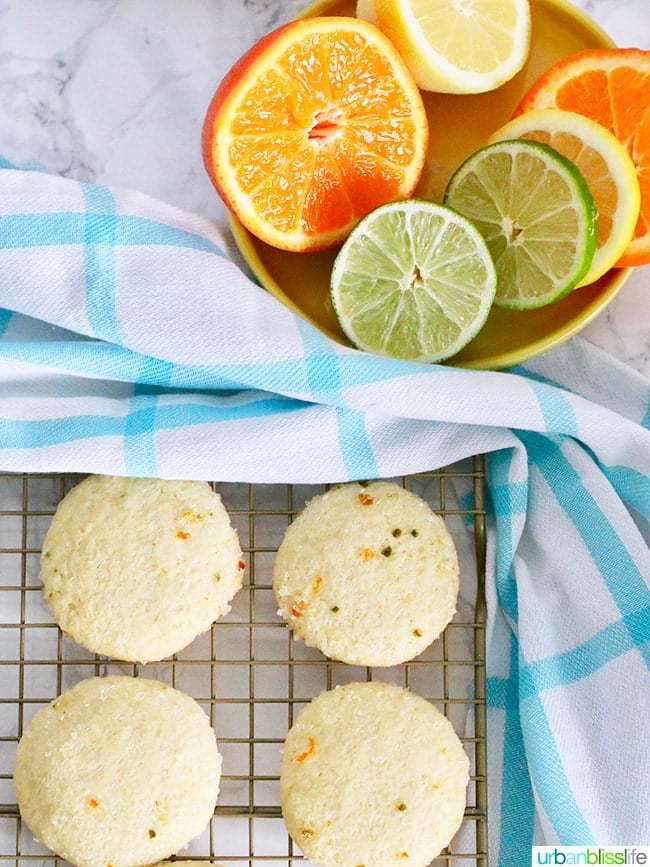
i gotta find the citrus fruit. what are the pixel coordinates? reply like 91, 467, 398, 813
443, 139, 597, 309
489, 108, 640, 286
202, 16, 429, 253
514, 48, 650, 267
356, 0, 378, 24
330, 199, 497, 362
356, 0, 531, 94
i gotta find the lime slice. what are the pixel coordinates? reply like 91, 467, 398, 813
487, 109, 640, 287
444, 139, 598, 309
330, 199, 497, 363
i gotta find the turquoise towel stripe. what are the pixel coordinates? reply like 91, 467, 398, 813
0, 412, 127, 447
0, 330, 446, 397
526, 433, 650, 668
115, 215, 228, 256
0, 211, 226, 256
124, 385, 160, 476
488, 450, 524, 623
528, 380, 578, 436
82, 184, 121, 343
5, 316, 624, 413
498, 634, 535, 867
335, 407, 377, 480
298, 318, 377, 478
526, 434, 650, 614
0, 338, 246, 391
0, 393, 306, 449
0, 212, 86, 247
303, 352, 344, 394
486, 608, 650, 705
0, 309, 12, 337
519, 607, 650, 697
522, 687, 595, 844
488, 477, 528, 518
0, 338, 399, 396
601, 464, 650, 521
123, 356, 176, 476
508, 363, 579, 397
458, 487, 476, 526
486, 675, 508, 709
643, 394, 650, 429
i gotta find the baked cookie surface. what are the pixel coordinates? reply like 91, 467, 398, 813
41, 475, 244, 662
273, 481, 459, 666
14, 676, 221, 867
280, 681, 470, 867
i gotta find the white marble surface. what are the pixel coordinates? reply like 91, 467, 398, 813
0, 0, 648, 375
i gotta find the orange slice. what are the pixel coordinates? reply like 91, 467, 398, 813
489, 109, 640, 285
514, 48, 650, 267
202, 16, 429, 253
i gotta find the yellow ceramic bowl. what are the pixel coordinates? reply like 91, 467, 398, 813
228, 0, 632, 370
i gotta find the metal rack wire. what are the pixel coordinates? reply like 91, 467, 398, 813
0, 459, 488, 866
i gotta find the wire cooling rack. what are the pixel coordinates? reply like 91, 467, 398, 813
0, 460, 487, 866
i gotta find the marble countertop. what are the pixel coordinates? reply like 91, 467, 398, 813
0, 0, 649, 376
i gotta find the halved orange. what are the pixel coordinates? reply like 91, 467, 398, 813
202, 16, 429, 253
514, 48, 650, 267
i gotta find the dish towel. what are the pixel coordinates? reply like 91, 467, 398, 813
1, 164, 649, 863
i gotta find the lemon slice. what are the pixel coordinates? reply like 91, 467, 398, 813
444, 139, 597, 309
330, 199, 497, 362
356, 0, 531, 94
489, 109, 641, 286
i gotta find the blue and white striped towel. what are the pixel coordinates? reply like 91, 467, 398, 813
1, 165, 649, 862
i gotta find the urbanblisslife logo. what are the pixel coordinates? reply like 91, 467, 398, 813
532, 848, 650, 865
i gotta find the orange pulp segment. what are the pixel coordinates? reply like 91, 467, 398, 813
202, 16, 429, 253
514, 48, 650, 267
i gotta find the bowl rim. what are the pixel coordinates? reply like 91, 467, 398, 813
227, 0, 634, 370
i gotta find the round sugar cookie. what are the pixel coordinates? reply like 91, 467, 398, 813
41, 474, 244, 663
14, 676, 222, 867
273, 481, 459, 666
280, 681, 470, 867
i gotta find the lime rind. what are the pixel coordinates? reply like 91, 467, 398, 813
486, 108, 641, 286
443, 139, 598, 310
330, 199, 497, 363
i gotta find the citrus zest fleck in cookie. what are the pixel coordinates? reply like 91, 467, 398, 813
280, 681, 470, 867
273, 481, 459, 666
14, 676, 222, 867
41, 475, 244, 662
